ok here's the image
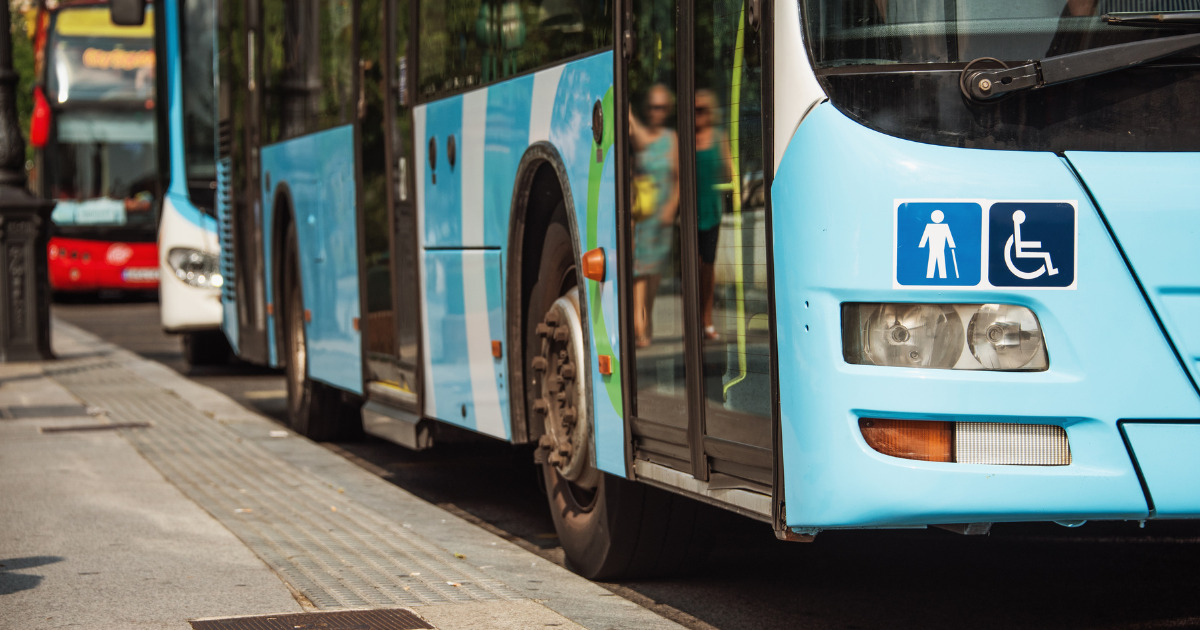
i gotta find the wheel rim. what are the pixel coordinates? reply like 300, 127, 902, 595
286, 272, 307, 419
534, 288, 600, 493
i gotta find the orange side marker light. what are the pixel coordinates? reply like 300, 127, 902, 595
582, 248, 605, 282
598, 355, 613, 376
492, 340, 502, 358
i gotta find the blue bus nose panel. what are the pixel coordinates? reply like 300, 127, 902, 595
1066, 152, 1200, 395
1123, 423, 1200, 518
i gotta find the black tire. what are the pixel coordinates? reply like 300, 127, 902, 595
529, 209, 710, 580
282, 223, 357, 441
182, 330, 231, 367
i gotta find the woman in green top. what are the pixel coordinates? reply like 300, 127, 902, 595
694, 89, 732, 341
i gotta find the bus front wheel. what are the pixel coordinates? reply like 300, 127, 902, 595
528, 216, 705, 579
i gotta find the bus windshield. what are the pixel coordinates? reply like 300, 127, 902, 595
800, 0, 1200, 152
45, 5, 155, 104
47, 112, 157, 234
802, 1, 1200, 67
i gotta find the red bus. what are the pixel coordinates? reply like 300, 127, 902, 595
30, 0, 159, 294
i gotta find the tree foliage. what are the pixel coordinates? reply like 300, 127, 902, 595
11, 6, 36, 163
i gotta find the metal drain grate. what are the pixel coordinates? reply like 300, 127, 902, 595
190, 608, 434, 630
40, 421, 151, 433
0, 404, 92, 419
48, 359, 525, 609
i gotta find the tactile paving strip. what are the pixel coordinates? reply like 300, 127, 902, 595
49, 359, 525, 609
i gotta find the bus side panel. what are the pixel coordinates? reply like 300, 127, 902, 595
544, 53, 624, 476
413, 55, 621, 459
771, 104, 1200, 529
261, 125, 364, 395
422, 96, 465, 248
416, 88, 511, 436
484, 76, 534, 248
421, 249, 510, 437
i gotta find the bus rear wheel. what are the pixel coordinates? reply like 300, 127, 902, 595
529, 217, 707, 579
282, 223, 349, 441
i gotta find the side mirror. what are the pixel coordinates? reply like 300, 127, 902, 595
110, 0, 147, 26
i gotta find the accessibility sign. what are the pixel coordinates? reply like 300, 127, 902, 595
987, 202, 1076, 288
894, 200, 1077, 290
895, 201, 982, 287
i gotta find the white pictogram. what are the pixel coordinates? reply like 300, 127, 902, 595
919, 209, 958, 279
1004, 210, 1059, 280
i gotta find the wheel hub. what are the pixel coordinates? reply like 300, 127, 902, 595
533, 289, 598, 489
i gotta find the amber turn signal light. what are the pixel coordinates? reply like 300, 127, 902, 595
860, 418, 953, 463
582, 248, 605, 282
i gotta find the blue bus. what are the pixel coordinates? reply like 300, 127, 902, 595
135, 0, 1200, 579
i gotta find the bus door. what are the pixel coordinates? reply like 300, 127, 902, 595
358, 0, 422, 413
217, 0, 270, 364
622, 0, 774, 499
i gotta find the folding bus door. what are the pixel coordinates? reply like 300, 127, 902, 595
359, 0, 423, 425
622, 0, 774, 504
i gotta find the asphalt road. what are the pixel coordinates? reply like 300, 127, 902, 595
54, 296, 1200, 630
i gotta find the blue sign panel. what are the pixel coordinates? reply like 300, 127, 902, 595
895, 201, 982, 287
987, 202, 1076, 288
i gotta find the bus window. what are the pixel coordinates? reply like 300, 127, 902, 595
627, 0, 690, 443
418, 0, 612, 98
45, 6, 155, 104
180, 0, 217, 211
693, 0, 772, 451
800, 0, 1200, 152
47, 113, 157, 229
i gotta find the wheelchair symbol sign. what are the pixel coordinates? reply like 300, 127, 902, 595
987, 202, 1076, 288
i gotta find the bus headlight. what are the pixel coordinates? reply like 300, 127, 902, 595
843, 303, 1047, 371
167, 247, 223, 290
967, 304, 1046, 370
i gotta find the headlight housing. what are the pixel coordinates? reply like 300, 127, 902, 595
166, 247, 223, 290
843, 303, 1048, 371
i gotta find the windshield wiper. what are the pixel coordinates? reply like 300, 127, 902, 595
961, 31, 1200, 102
1103, 11, 1200, 27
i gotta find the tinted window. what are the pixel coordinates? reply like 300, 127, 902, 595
418, 0, 613, 98
318, 0, 356, 127
47, 112, 157, 231
180, 0, 217, 209
801, 0, 1200, 152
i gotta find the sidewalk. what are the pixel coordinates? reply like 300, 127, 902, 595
0, 319, 685, 630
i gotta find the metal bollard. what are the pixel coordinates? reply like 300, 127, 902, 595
0, 195, 54, 362
0, 2, 55, 362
